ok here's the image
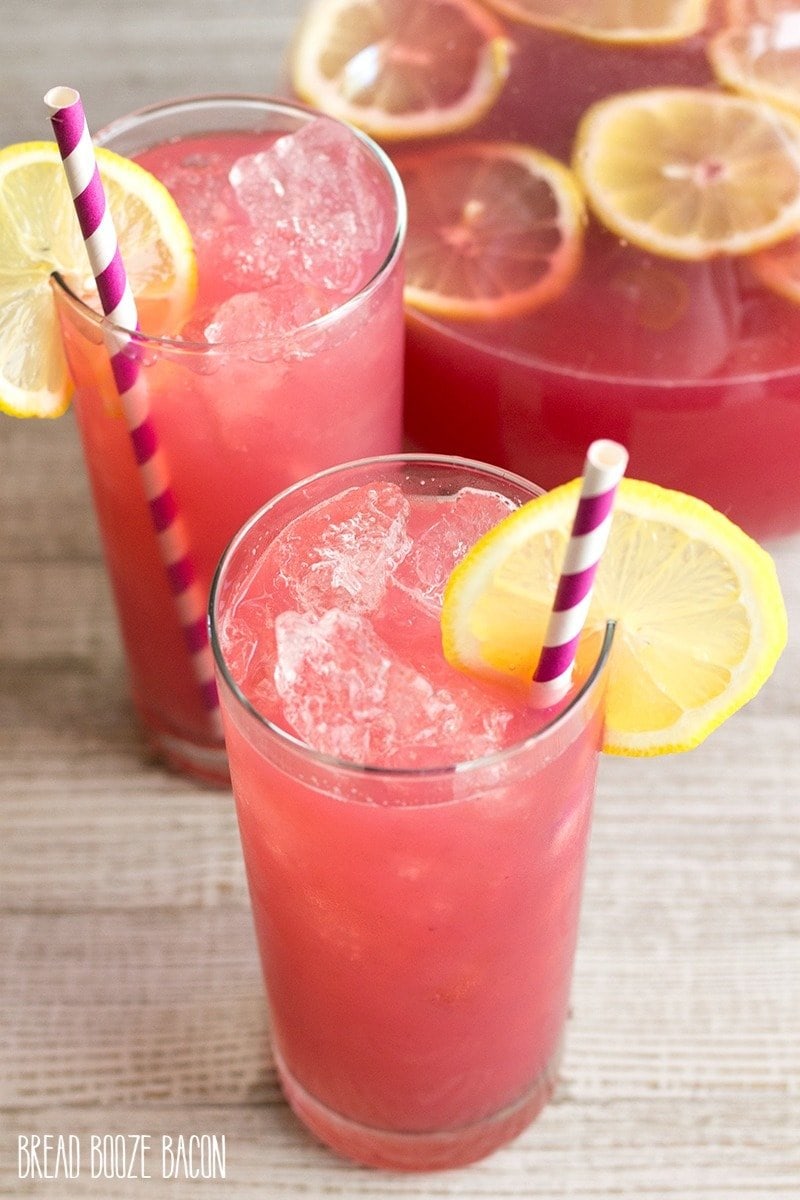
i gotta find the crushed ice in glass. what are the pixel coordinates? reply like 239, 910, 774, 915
272, 608, 513, 766
227, 483, 522, 765
229, 117, 390, 294
395, 488, 516, 612
192, 118, 390, 346
274, 483, 413, 615
274, 608, 467, 764
203, 285, 332, 346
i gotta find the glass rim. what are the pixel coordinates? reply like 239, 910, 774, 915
50, 92, 408, 357
409, 304, 800, 390
209, 451, 616, 780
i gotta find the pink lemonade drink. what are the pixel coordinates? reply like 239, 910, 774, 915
290, 0, 800, 540
53, 96, 406, 782
210, 455, 613, 1170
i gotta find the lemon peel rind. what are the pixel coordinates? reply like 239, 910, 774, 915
292, 39, 512, 142
0, 143, 73, 417
749, 236, 800, 305
707, 26, 800, 120
0, 140, 197, 419
573, 87, 800, 261
441, 476, 788, 757
601, 545, 787, 757
290, 0, 512, 140
0, 380, 73, 420
482, 0, 710, 44
398, 142, 587, 321
542, 477, 788, 756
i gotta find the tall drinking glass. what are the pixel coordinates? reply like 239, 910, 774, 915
53, 95, 406, 783
210, 454, 613, 1169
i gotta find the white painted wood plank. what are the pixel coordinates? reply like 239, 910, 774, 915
1, 1099, 798, 1198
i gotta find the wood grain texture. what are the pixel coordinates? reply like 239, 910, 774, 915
1, 2, 799, 1196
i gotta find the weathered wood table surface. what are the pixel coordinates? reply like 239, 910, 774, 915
2, 3, 798, 1197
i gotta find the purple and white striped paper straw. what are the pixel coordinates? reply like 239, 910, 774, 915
45, 86, 221, 733
531, 439, 628, 705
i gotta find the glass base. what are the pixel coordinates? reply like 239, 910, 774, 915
142, 725, 230, 787
275, 1047, 561, 1171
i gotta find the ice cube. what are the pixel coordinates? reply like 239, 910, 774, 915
204, 291, 274, 344
273, 608, 465, 765
275, 482, 412, 616
202, 284, 335, 348
219, 593, 278, 710
229, 117, 390, 293
395, 488, 516, 613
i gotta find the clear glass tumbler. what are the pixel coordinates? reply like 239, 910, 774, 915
210, 453, 613, 1169
53, 95, 406, 783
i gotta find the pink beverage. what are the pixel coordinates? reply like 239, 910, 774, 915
210, 455, 612, 1170
290, 0, 800, 540
53, 97, 406, 782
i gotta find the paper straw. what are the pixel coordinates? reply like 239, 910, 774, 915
531, 439, 628, 705
45, 86, 221, 734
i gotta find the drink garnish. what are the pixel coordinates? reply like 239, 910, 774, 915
441, 475, 787, 755
0, 138, 196, 418
395, 141, 585, 320
530, 440, 628, 706
573, 86, 800, 261
45, 86, 220, 733
290, 0, 511, 140
708, 12, 800, 120
482, 0, 710, 44
750, 231, 800, 304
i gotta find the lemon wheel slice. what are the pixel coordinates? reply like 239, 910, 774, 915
483, 0, 710, 43
441, 477, 787, 756
0, 140, 197, 419
395, 141, 585, 320
708, 14, 800, 118
749, 230, 800, 302
573, 86, 800, 261
290, 0, 511, 140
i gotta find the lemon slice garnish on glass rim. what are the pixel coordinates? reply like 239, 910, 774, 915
482, 0, 710, 44
0, 139, 197, 419
441, 477, 787, 756
573, 86, 800, 261
395, 140, 586, 320
290, 0, 511, 140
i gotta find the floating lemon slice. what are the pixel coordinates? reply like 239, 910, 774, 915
749, 230, 800, 302
573, 86, 800, 261
0, 140, 197, 418
395, 141, 585, 320
290, 0, 511, 140
708, 12, 800, 117
483, 0, 710, 43
441, 477, 787, 755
